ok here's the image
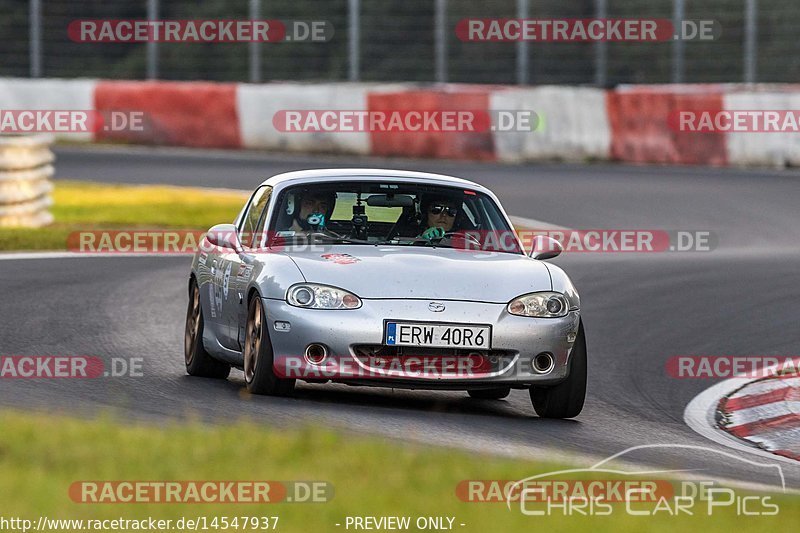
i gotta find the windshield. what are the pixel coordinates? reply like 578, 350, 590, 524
267, 180, 523, 254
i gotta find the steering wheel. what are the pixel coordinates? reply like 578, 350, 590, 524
443, 231, 483, 248
307, 227, 345, 240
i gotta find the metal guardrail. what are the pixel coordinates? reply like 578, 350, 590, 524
0, 135, 55, 228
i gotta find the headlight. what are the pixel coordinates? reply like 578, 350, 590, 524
507, 292, 570, 318
287, 284, 362, 310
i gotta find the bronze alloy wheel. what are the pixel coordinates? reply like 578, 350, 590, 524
243, 297, 263, 384
183, 278, 231, 379
184, 282, 201, 366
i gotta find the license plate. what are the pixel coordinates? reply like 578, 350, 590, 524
384, 322, 491, 349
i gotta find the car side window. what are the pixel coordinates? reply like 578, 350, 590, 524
239, 186, 272, 248
251, 191, 274, 249
462, 199, 481, 228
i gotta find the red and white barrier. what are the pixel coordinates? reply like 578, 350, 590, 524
2, 77, 800, 168
718, 371, 800, 462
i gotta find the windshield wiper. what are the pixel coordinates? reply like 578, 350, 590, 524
377, 238, 440, 247
308, 233, 373, 245
325, 238, 373, 245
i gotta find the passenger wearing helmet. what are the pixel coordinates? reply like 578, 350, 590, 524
418, 195, 460, 241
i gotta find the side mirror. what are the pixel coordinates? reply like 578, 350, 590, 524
205, 223, 243, 253
529, 235, 562, 261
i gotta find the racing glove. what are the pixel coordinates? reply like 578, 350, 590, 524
420, 226, 446, 241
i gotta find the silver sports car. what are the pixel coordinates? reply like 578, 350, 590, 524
184, 169, 586, 418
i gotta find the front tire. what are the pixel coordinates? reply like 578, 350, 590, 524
530, 321, 587, 419
185, 279, 231, 379
243, 296, 295, 396
468, 387, 511, 400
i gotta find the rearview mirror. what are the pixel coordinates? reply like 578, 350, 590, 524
529, 235, 562, 261
205, 223, 243, 253
366, 194, 414, 208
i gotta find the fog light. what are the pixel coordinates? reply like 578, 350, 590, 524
304, 344, 328, 365
532, 353, 555, 374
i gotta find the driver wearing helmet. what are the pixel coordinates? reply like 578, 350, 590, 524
286, 190, 336, 233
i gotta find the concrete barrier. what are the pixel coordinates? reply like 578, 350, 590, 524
95, 81, 241, 148
0, 135, 55, 227
367, 86, 495, 160
607, 85, 727, 166
0, 78, 97, 142
237, 83, 373, 155
724, 90, 800, 167
491, 86, 610, 163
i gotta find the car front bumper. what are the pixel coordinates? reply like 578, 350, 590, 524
263, 297, 580, 388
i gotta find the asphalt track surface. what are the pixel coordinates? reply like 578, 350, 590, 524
2, 145, 799, 490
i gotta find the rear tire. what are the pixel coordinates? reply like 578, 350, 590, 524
530, 321, 587, 419
185, 279, 231, 379
243, 296, 295, 396
468, 387, 511, 400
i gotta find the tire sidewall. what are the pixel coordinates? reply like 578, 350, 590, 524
245, 297, 295, 395
531, 320, 587, 418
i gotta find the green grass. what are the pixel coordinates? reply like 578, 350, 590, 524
0, 181, 246, 251
0, 411, 796, 532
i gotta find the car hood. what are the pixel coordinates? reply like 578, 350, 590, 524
281, 245, 552, 303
